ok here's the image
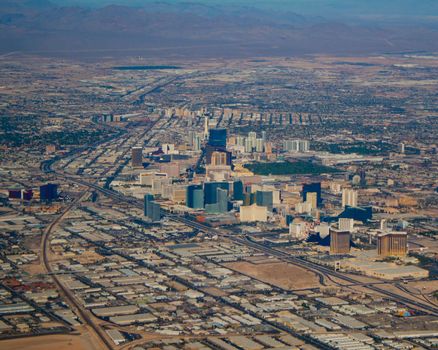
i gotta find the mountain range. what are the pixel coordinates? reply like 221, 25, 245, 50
1, 1, 437, 59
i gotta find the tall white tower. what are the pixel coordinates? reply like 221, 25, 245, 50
204, 115, 209, 139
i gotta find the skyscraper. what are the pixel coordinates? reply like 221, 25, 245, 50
256, 190, 273, 210
144, 193, 161, 221
338, 218, 354, 232
377, 232, 407, 257
210, 151, 228, 166
302, 183, 322, 207
306, 192, 318, 209
131, 147, 143, 168
186, 185, 204, 209
208, 128, 227, 148
342, 188, 358, 207
40, 183, 58, 202
204, 182, 229, 205
233, 180, 244, 201
330, 229, 351, 255
144, 193, 154, 217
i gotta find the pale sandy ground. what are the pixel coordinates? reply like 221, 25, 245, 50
0, 330, 101, 350
405, 280, 438, 295
225, 261, 321, 290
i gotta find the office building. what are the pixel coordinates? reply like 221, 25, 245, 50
131, 147, 143, 168
204, 116, 209, 138
255, 191, 273, 210
283, 139, 309, 153
40, 183, 58, 202
144, 194, 154, 217
148, 201, 161, 222
240, 204, 267, 222
255, 138, 264, 153
144, 193, 161, 221
306, 192, 318, 209
330, 229, 351, 255
244, 138, 253, 153
205, 188, 229, 213
316, 222, 330, 238
193, 134, 202, 151
399, 142, 405, 154
210, 151, 228, 166
338, 218, 354, 232
186, 185, 204, 209
302, 183, 322, 207
233, 180, 244, 201
377, 232, 408, 257
204, 182, 229, 205
289, 222, 307, 240
162, 143, 176, 155
342, 188, 358, 207
208, 128, 227, 148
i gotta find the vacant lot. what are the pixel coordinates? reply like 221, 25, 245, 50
225, 261, 321, 290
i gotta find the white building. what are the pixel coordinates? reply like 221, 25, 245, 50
342, 188, 358, 207
240, 204, 268, 222
338, 218, 354, 232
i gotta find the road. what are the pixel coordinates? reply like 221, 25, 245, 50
40, 191, 115, 350
45, 158, 438, 317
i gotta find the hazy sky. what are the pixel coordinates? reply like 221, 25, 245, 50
49, 0, 438, 18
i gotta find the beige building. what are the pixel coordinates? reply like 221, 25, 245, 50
240, 204, 267, 223
377, 232, 408, 257
330, 229, 351, 255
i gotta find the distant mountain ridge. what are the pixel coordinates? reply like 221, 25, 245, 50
0, 1, 437, 59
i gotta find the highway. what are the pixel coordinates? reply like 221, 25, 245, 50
45, 159, 438, 317
40, 191, 115, 350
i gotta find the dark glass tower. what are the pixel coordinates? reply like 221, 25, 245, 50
208, 128, 227, 148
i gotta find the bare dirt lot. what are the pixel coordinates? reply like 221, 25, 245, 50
225, 261, 321, 290
0, 332, 101, 350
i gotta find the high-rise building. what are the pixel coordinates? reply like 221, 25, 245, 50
306, 192, 318, 209
208, 128, 227, 148
193, 134, 202, 151
131, 147, 143, 168
148, 201, 161, 222
144, 193, 154, 217
338, 218, 354, 232
186, 185, 204, 209
40, 183, 58, 202
204, 116, 209, 139
144, 193, 161, 221
399, 142, 405, 154
244, 138, 253, 153
377, 232, 407, 257
216, 188, 229, 213
204, 182, 229, 205
302, 183, 322, 207
255, 138, 264, 153
233, 180, 244, 201
359, 169, 367, 187
210, 151, 228, 166
205, 187, 229, 213
330, 229, 351, 255
342, 188, 358, 207
289, 222, 307, 240
255, 191, 273, 210
283, 140, 309, 153
240, 204, 267, 222
316, 222, 330, 238
236, 135, 245, 146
